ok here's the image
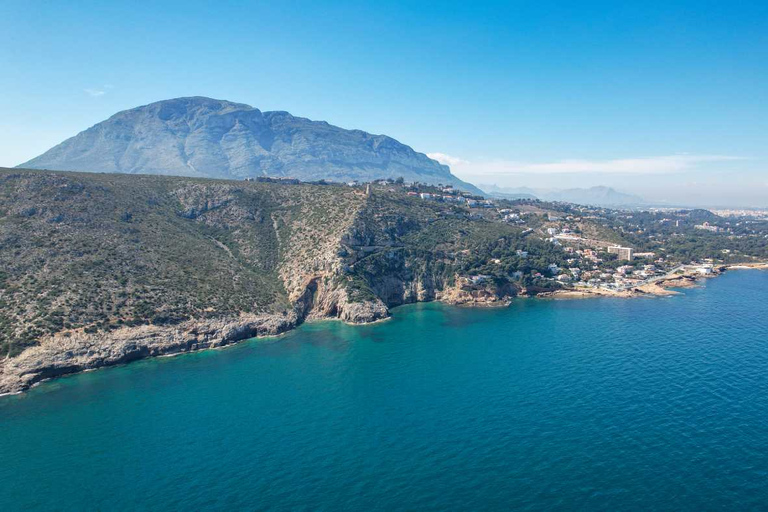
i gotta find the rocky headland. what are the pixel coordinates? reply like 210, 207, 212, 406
1, 168, 765, 395
0, 169, 495, 393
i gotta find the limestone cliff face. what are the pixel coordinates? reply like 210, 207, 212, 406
0, 312, 298, 395
170, 180, 389, 325
435, 279, 517, 306
336, 197, 518, 309
297, 278, 388, 323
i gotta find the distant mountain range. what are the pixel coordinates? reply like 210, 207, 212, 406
478, 184, 539, 201
20, 97, 482, 194
481, 184, 645, 207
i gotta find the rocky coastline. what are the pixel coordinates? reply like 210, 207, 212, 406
2, 170, 766, 397
0, 292, 395, 396
539, 269, 714, 299
538, 263, 768, 300
0, 312, 297, 395
3, 265, 767, 396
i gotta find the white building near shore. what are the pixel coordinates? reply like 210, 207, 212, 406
608, 246, 634, 261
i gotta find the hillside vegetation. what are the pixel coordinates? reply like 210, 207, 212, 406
0, 169, 364, 356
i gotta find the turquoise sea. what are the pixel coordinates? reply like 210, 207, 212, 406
2, 270, 768, 510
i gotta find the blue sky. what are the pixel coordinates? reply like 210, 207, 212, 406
2, 0, 767, 206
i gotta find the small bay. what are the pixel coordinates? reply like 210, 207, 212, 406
2, 270, 767, 510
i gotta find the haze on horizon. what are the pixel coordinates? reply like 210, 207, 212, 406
1, 1, 766, 208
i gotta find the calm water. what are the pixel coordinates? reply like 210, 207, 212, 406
2, 271, 768, 511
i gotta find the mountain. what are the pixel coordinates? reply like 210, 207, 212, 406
482, 184, 645, 207
479, 184, 538, 200
542, 186, 645, 206
20, 97, 483, 194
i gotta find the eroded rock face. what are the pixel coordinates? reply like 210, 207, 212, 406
338, 300, 389, 323
0, 312, 298, 395
0, 283, 390, 395
302, 279, 389, 324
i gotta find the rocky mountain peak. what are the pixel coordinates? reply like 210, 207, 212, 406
20, 97, 482, 194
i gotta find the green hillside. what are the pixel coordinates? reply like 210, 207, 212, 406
0, 169, 363, 356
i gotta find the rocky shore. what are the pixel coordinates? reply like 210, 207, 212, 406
535, 265, 735, 300
0, 294, 395, 396
727, 262, 768, 270
4, 265, 767, 396
0, 312, 296, 395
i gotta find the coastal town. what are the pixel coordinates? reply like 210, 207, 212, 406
246, 176, 768, 300
338, 177, 768, 299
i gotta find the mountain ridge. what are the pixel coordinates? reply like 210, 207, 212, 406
482, 184, 645, 207
20, 96, 483, 194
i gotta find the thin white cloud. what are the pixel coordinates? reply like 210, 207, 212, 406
428, 153, 745, 175
426, 152, 469, 167
84, 88, 106, 97
84, 85, 115, 98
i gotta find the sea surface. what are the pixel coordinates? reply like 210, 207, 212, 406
2, 270, 768, 511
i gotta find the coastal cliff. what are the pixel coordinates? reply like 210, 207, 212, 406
0, 169, 513, 393
0, 312, 298, 394
3, 169, 759, 394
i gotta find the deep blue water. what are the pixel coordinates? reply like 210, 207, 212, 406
2, 270, 768, 511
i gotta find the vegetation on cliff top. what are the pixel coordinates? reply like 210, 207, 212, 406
0, 168, 362, 356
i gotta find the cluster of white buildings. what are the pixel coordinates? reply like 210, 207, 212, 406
498, 209, 529, 224
542, 245, 672, 290
411, 191, 494, 208
694, 222, 722, 233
